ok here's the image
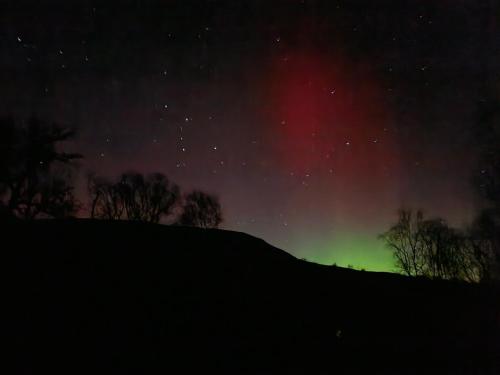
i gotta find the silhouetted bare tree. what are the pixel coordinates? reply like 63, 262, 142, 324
88, 172, 179, 223
417, 218, 472, 281
0, 116, 81, 219
381, 209, 488, 282
119, 172, 180, 223
178, 190, 222, 228
87, 173, 125, 220
379, 209, 426, 277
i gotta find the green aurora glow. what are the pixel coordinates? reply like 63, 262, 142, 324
295, 233, 395, 272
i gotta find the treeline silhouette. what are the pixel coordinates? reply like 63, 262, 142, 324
380, 209, 496, 283
0, 116, 222, 228
87, 172, 222, 227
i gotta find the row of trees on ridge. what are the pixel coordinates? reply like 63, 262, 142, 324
0, 116, 222, 228
87, 172, 222, 227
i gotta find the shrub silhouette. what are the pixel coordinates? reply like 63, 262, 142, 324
0, 116, 81, 219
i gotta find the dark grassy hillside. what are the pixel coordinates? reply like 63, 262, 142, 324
4, 219, 499, 374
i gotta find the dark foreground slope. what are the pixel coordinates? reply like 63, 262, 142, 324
4, 220, 499, 374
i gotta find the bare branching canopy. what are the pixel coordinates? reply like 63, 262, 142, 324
178, 190, 223, 229
88, 172, 180, 224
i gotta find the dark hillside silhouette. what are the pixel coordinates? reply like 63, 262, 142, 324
5, 220, 499, 374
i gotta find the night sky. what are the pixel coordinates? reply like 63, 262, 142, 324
2, 1, 499, 270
